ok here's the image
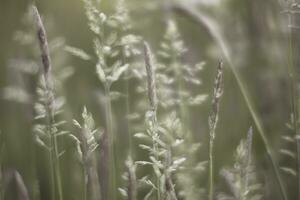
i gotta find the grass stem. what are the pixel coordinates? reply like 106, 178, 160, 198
104, 83, 116, 200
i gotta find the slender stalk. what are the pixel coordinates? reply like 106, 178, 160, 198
49, 130, 56, 200
208, 61, 224, 200
287, 12, 300, 200
0, 168, 2, 200
32, 5, 63, 200
104, 83, 116, 200
125, 74, 133, 155
53, 135, 63, 200
171, 3, 288, 200
143, 41, 161, 200
83, 166, 87, 200
0, 132, 4, 200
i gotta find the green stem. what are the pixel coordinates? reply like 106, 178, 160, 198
208, 137, 214, 200
83, 167, 87, 200
0, 155, 3, 200
46, 94, 63, 200
125, 72, 133, 156
104, 84, 116, 200
154, 136, 161, 200
53, 134, 63, 200
47, 113, 56, 200
287, 13, 300, 200
152, 109, 160, 200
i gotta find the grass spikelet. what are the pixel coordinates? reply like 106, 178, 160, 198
72, 107, 102, 200
144, 41, 158, 112
32, 5, 52, 84
208, 61, 224, 200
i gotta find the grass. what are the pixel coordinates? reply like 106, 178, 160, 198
0, 1, 299, 200
208, 61, 224, 200
171, 3, 288, 200
32, 5, 64, 200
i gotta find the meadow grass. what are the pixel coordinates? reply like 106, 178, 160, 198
1, 1, 299, 200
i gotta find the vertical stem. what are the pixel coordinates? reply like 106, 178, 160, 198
104, 84, 116, 200
0, 168, 2, 200
208, 137, 214, 200
125, 71, 133, 156
208, 62, 224, 200
47, 104, 63, 200
154, 140, 161, 200
49, 130, 56, 200
0, 135, 4, 200
287, 12, 300, 200
83, 167, 87, 200
53, 135, 63, 200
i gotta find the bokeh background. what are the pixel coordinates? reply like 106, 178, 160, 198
0, 0, 296, 199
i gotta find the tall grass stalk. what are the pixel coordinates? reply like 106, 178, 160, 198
32, 5, 63, 200
208, 61, 224, 200
171, 3, 288, 200
286, 11, 300, 200
0, 131, 4, 200
103, 83, 117, 200
125, 72, 133, 156
143, 41, 161, 200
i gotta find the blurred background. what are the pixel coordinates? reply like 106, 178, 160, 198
0, 0, 296, 199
